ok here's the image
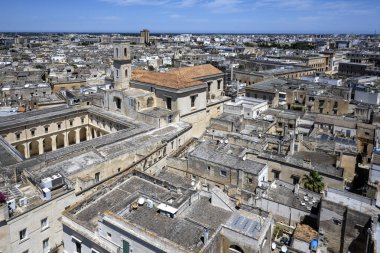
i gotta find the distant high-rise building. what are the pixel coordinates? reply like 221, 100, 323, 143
140, 29, 150, 45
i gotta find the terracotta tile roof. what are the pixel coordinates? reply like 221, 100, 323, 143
293, 224, 318, 242
167, 64, 223, 79
17, 106, 26, 113
132, 69, 204, 89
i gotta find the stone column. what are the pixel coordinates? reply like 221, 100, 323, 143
64, 132, 69, 147
94, 129, 98, 138
23, 142, 30, 158
51, 135, 57, 151
86, 126, 92, 140
75, 128, 80, 144
37, 138, 44, 155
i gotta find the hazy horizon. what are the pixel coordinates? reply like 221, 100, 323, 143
0, 0, 379, 34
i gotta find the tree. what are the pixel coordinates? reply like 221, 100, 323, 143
0, 192, 7, 204
303, 171, 325, 193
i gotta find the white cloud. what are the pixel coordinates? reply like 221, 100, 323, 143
100, 0, 170, 6
169, 13, 185, 18
203, 0, 244, 13
94, 16, 121, 21
253, 0, 313, 10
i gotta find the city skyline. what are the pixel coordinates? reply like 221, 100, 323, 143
0, 0, 379, 34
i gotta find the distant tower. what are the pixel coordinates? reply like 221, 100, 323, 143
140, 29, 150, 45
113, 43, 131, 90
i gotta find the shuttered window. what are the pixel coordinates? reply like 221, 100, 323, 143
123, 240, 130, 253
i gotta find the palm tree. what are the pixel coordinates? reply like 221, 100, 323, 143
303, 171, 325, 193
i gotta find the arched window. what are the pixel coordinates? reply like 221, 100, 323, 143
125, 69, 128, 78
229, 245, 244, 253
124, 48, 127, 57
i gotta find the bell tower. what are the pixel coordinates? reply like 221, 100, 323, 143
113, 43, 131, 90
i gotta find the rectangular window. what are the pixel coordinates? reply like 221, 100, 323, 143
16, 133, 21, 140
41, 218, 48, 230
248, 177, 253, 184
107, 232, 112, 238
42, 238, 49, 253
123, 240, 130, 253
166, 97, 172, 110
75, 241, 82, 253
115, 97, 122, 110
207, 82, 211, 92
19, 228, 27, 240
190, 95, 196, 108
95, 172, 100, 183
81, 118, 84, 124
70, 120, 73, 127
292, 176, 300, 185
273, 170, 280, 179
220, 170, 227, 177
57, 123, 61, 130
217, 80, 222, 90
168, 115, 173, 123
31, 130, 35, 136
45, 127, 48, 133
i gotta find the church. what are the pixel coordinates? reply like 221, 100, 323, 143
104, 42, 230, 137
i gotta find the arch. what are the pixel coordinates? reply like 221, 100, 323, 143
68, 131, 76, 145
115, 48, 119, 57
79, 127, 87, 142
229, 245, 244, 253
43, 137, 52, 153
147, 97, 154, 108
15, 144, 25, 157
29, 140, 39, 157
56, 133, 65, 149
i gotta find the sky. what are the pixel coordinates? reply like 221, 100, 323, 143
0, 0, 379, 34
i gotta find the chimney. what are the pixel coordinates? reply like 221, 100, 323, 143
203, 227, 209, 244
294, 183, 300, 195
290, 136, 295, 155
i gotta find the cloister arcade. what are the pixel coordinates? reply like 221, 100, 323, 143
13, 126, 108, 158
1, 112, 128, 159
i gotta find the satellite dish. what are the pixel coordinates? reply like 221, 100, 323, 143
281, 245, 288, 252
271, 242, 276, 250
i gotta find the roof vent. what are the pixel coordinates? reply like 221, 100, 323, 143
137, 197, 145, 206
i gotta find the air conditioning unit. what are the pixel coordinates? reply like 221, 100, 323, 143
7, 199, 16, 210
19, 197, 28, 207
41, 177, 53, 189
42, 188, 51, 201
